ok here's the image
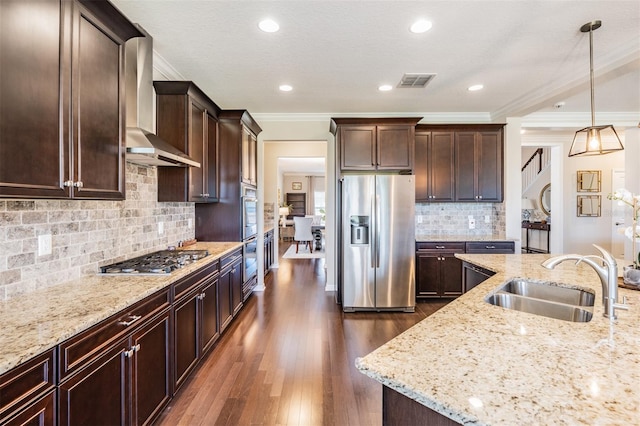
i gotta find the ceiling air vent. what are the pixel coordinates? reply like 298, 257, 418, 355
397, 73, 436, 88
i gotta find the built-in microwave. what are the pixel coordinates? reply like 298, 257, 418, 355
242, 186, 258, 241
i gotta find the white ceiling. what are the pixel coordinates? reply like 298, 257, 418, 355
111, 0, 640, 125
278, 157, 326, 174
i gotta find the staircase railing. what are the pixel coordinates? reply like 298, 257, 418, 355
522, 148, 550, 192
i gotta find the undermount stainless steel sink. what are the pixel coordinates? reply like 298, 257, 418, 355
486, 278, 595, 322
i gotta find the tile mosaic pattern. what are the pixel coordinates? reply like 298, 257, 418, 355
415, 202, 505, 237
0, 164, 195, 299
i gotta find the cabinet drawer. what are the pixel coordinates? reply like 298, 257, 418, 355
173, 260, 219, 301
220, 249, 242, 270
465, 241, 514, 253
0, 350, 55, 423
59, 289, 170, 380
416, 242, 465, 252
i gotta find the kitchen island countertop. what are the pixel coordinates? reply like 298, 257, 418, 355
0, 241, 242, 376
356, 253, 640, 425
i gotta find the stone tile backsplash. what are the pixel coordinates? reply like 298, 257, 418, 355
0, 163, 195, 300
415, 202, 505, 237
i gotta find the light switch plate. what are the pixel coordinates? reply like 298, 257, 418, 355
158, 222, 164, 235
188, 218, 193, 229
468, 219, 476, 229
485, 215, 491, 223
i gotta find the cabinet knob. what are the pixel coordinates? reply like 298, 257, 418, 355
73, 181, 84, 188
63, 180, 74, 187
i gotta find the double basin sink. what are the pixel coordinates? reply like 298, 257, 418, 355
486, 278, 595, 322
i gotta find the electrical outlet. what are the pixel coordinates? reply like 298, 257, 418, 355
158, 222, 164, 235
485, 215, 491, 223
468, 219, 476, 229
38, 234, 52, 256
188, 218, 192, 229
417, 216, 423, 224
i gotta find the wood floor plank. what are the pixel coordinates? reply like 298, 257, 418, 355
155, 249, 449, 425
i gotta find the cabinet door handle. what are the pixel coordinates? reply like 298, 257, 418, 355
478, 195, 483, 199
199, 292, 206, 300
63, 180, 74, 187
118, 315, 141, 327
73, 181, 83, 188
435, 245, 445, 249
485, 245, 496, 249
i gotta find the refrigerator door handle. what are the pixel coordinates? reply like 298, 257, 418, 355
371, 181, 376, 268
375, 192, 381, 268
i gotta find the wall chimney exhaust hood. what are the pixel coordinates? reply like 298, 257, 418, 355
125, 26, 200, 168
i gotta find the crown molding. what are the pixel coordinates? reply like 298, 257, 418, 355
251, 112, 493, 123
153, 50, 185, 81
522, 112, 640, 128
492, 39, 640, 121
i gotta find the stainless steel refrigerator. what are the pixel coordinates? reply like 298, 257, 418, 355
340, 174, 415, 312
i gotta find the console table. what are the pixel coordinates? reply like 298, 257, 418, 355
522, 222, 550, 253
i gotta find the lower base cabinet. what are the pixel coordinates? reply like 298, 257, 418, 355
2, 251, 253, 426
4, 390, 55, 426
0, 349, 56, 426
219, 249, 243, 331
416, 242, 465, 298
383, 386, 458, 426
57, 289, 171, 426
173, 262, 220, 392
416, 241, 514, 299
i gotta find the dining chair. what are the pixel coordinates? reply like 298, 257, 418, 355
293, 216, 314, 253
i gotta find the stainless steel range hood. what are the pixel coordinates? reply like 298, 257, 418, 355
124, 26, 200, 167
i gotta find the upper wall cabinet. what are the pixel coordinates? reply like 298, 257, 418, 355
455, 126, 504, 202
330, 118, 421, 172
154, 81, 221, 203
414, 124, 504, 203
218, 110, 261, 189
415, 128, 455, 202
0, 0, 141, 200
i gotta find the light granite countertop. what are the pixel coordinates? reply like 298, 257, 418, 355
416, 234, 514, 242
0, 241, 242, 376
356, 253, 640, 425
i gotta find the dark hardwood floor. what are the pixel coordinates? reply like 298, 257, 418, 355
156, 245, 449, 425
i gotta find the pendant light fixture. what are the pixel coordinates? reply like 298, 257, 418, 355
568, 20, 624, 157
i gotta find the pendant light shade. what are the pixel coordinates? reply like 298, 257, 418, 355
568, 20, 624, 157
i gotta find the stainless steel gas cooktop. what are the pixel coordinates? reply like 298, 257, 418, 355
100, 249, 209, 275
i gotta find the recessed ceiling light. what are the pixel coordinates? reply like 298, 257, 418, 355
410, 19, 433, 34
258, 19, 279, 33
467, 84, 484, 91
378, 84, 393, 92
279, 84, 292, 92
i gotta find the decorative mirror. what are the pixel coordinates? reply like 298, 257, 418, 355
577, 170, 601, 192
539, 183, 551, 216
577, 195, 601, 217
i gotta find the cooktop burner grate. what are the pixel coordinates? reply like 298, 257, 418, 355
100, 249, 209, 275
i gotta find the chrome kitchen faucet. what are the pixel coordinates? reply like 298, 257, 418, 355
542, 244, 628, 320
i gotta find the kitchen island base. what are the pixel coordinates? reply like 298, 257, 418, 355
383, 386, 459, 426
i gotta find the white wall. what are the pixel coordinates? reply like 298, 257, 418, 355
257, 119, 335, 291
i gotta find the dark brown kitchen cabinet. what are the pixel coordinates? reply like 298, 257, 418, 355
416, 242, 465, 298
173, 261, 220, 391
58, 289, 171, 426
0, 0, 140, 200
242, 126, 258, 186
218, 249, 243, 331
155, 81, 221, 203
455, 127, 504, 202
414, 129, 455, 202
0, 349, 56, 426
330, 117, 421, 172
195, 110, 262, 242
